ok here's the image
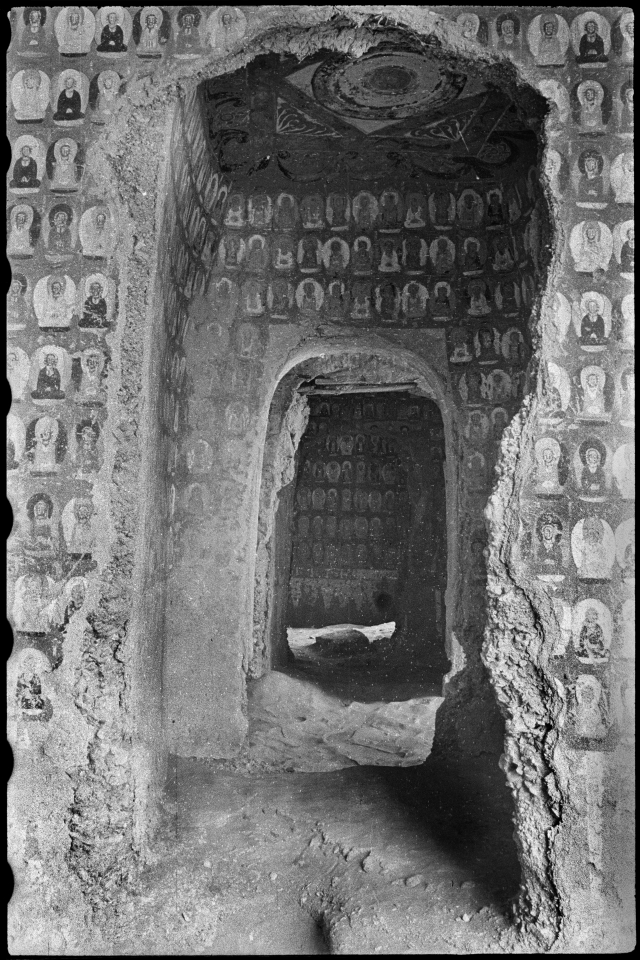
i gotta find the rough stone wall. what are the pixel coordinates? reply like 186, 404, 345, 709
476, 7, 635, 949
7, 6, 183, 949
7, 5, 634, 954
251, 381, 309, 675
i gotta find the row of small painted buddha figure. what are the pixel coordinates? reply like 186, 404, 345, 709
217, 232, 528, 277
223, 186, 531, 232
210, 274, 531, 320
292, 537, 404, 571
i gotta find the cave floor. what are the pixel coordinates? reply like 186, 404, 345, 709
111, 753, 521, 955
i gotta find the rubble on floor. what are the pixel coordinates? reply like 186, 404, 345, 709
245, 671, 443, 771
109, 756, 520, 955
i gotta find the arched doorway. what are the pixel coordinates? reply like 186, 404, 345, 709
248, 347, 458, 768
163, 36, 545, 762
155, 22, 559, 950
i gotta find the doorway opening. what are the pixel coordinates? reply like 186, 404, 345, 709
284, 388, 448, 690
164, 25, 550, 769
247, 353, 454, 770
155, 18, 551, 949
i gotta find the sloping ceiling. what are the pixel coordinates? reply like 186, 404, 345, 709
202, 42, 539, 183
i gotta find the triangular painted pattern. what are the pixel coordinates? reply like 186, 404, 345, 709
276, 97, 342, 138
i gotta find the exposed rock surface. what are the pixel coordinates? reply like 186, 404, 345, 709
245, 671, 443, 771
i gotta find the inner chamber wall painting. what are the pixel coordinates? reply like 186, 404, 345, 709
288, 393, 446, 643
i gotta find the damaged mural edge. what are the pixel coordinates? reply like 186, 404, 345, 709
6, 4, 634, 955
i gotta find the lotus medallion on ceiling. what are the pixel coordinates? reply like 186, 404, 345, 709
309, 51, 467, 132
288, 49, 468, 133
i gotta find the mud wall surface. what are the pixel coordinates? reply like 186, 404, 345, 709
7, 5, 179, 951
7, 5, 634, 954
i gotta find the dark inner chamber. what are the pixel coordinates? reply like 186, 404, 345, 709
285, 391, 448, 671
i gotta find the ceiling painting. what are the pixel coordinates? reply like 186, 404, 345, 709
202, 47, 542, 184
306, 49, 468, 132
275, 98, 342, 138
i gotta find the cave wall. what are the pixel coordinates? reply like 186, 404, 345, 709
7, 5, 634, 954
163, 50, 545, 757
7, 10, 176, 948
286, 393, 447, 636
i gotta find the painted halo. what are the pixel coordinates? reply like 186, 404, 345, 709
15, 67, 46, 95
577, 79, 604, 107
46, 273, 68, 298
619, 12, 634, 32
456, 13, 480, 39
579, 290, 606, 317
61, 5, 86, 26
96, 69, 121, 93
97, 6, 126, 29
11, 203, 35, 229
139, 6, 163, 29
53, 136, 78, 163
12, 135, 43, 171
536, 436, 561, 463
539, 13, 560, 37
580, 364, 605, 391
578, 435, 607, 465
83, 272, 110, 299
